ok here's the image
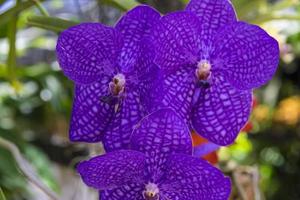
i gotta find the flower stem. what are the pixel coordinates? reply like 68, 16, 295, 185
0, 0, 45, 26
27, 16, 79, 33
6, 2, 18, 83
31, 0, 49, 16
251, 14, 300, 24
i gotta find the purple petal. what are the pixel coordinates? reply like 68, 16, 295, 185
77, 150, 145, 190
102, 41, 162, 151
152, 11, 202, 74
70, 77, 114, 142
137, 39, 165, 113
161, 153, 231, 200
160, 67, 195, 126
139, 64, 164, 114
100, 183, 144, 200
131, 108, 192, 181
186, 0, 237, 41
116, 5, 160, 74
192, 74, 252, 145
103, 89, 143, 152
193, 142, 220, 157
56, 23, 122, 84
213, 22, 279, 90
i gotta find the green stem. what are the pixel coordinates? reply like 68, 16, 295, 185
27, 21, 65, 33
27, 16, 79, 33
0, 0, 45, 26
6, 3, 18, 82
235, 0, 262, 20
32, 0, 49, 16
251, 15, 300, 24
102, 0, 139, 11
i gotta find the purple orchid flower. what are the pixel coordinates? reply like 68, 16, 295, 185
56, 5, 161, 151
151, 0, 280, 145
77, 109, 231, 200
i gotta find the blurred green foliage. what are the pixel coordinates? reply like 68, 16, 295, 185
0, 187, 6, 200
101, 0, 139, 11
0, 0, 299, 199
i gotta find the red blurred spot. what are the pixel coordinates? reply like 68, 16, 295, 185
203, 152, 218, 165
241, 122, 253, 132
191, 131, 218, 165
191, 131, 208, 146
241, 95, 257, 133
252, 95, 258, 108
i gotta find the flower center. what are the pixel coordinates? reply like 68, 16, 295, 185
195, 59, 212, 81
143, 183, 159, 200
195, 59, 212, 88
109, 73, 126, 97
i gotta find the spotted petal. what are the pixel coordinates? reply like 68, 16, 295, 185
194, 142, 220, 157
160, 67, 195, 125
70, 77, 114, 142
186, 0, 237, 41
103, 89, 143, 152
152, 11, 202, 74
77, 150, 145, 190
56, 23, 122, 84
161, 153, 231, 200
213, 22, 279, 90
116, 5, 160, 74
138, 64, 164, 114
131, 108, 192, 181
137, 39, 165, 113
100, 183, 144, 200
192, 74, 252, 145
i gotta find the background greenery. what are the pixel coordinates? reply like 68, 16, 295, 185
0, 0, 299, 200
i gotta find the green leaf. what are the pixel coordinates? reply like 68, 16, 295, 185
27, 16, 79, 33
101, 0, 139, 11
0, 132, 28, 198
24, 145, 60, 193
0, 187, 6, 200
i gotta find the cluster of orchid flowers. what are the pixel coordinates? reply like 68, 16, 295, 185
56, 0, 279, 199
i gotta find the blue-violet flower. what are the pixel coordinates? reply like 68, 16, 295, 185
77, 109, 231, 200
56, 5, 161, 151
151, 0, 280, 145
